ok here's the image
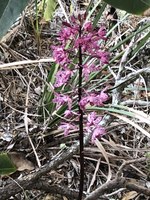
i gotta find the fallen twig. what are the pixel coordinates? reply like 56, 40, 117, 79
0, 134, 90, 200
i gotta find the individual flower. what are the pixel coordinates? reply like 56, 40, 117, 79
64, 110, 73, 118
83, 64, 91, 80
83, 64, 101, 80
93, 91, 109, 106
87, 93, 99, 106
53, 93, 72, 110
98, 26, 107, 40
54, 69, 72, 87
87, 40, 99, 54
63, 18, 80, 31
87, 112, 102, 127
96, 51, 109, 64
91, 126, 105, 143
74, 37, 85, 48
59, 27, 78, 44
86, 112, 106, 143
83, 21, 93, 32
59, 123, 76, 136
74, 33, 99, 53
79, 97, 88, 110
99, 90, 109, 102
52, 46, 69, 65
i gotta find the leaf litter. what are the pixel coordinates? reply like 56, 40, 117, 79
0, 0, 150, 199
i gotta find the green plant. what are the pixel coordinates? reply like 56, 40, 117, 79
0, 0, 30, 39
103, 0, 150, 15
0, 153, 16, 175
41, 10, 110, 199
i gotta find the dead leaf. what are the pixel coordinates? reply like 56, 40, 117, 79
122, 191, 138, 200
143, 8, 150, 16
8, 152, 34, 171
44, 194, 55, 200
63, 197, 68, 200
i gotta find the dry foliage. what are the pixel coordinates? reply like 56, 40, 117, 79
0, 1, 150, 200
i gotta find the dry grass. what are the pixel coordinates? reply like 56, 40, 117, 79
0, 1, 150, 199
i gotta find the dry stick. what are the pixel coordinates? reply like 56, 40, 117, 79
85, 177, 126, 200
24, 74, 41, 168
116, 157, 146, 178
126, 182, 150, 196
121, 100, 150, 106
0, 134, 90, 200
85, 157, 147, 200
78, 24, 84, 200
110, 28, 135, 105
87, 158, 101, 193
110, 66, 150, 92
0, 58, 54, 70
34, 181, 83, 199
57, 0, 70, 23
9, 157, 147, 200
117, 35, 136, 81
85, 176, 150, 200
103, 188, 126, 198
108, 65, 150, 106
3, 100, 40, 116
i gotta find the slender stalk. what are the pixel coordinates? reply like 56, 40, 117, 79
78, 24, 84, 200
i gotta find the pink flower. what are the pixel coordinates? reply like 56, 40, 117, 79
87, 93, 98, 106
59, 27, 77, 44
53, 93, 72, 110
98, 26, 107, 40
74, 37, 85, 48
64, 110, 79, 118
86, 111, 106, 143
64, 110, 72, 118
83, 64, 101, 80
79, 97, 88, 110
92, 91, 109, 106
95, 51, 109, 64
91, 126, 105, 143
80, 94, 98, 110
75, 33, 98, 53
51, 16, 109, 144
52, 46, 69, 65
80, 91, 108, 110
54, 69, 72, 87
59, 123, 76, 136
83, 64, 91, 80
87, 112, 102, 127
99, 90, 109, 102
83, 21, 93, 31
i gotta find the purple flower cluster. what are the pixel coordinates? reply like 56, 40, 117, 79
86, 112, 105, 143
52, 14, 109, 143
80, 90, 109, 110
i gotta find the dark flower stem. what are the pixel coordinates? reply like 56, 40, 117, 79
78, 24, 84, 200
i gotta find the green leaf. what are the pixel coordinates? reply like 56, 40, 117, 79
0, 0, 30, 39
130, 31, 150, 58
103, 0, 150, 15
0, 153, 17, 175
39, 0, 57, 21
39, 63, 58, 116
44, 0, 57, 21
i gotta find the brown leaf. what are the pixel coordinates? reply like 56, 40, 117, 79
122, 191, 138, 200
8, 152, 34, 171
143, 8, 150, 16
